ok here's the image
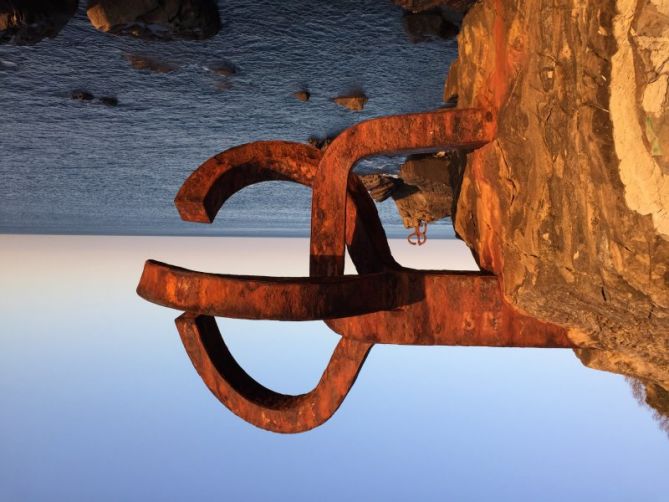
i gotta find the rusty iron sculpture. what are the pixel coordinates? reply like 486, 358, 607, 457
137, 108, 575, 433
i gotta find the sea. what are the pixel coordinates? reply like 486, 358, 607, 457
0, 0, 457, 237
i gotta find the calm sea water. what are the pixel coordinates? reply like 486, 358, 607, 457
0, 1, 456, 237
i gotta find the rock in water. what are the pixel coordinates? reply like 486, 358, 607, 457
392, 153, 459, 229
293, 90, 310, 102
125, 54, 177, 73
446, 0, 669, 418
70, 89, 94, 101
0, 0, 77, 45
333, 94, 367, 111
86, 0, 221, 40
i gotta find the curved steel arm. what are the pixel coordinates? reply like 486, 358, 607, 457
176, 313, 372, 433
309, 108, 496, 276
138, 260, 416, 320
173, 140, 399, 273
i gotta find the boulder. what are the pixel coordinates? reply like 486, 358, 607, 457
293, 90, 310, 102
86, 0, 220, 40
333, 93, 367, 111
0, 0, 77, 45
359, 152, 465, 229
70, 89, 94, 101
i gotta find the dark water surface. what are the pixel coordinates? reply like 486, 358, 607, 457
0, 1, 455, 237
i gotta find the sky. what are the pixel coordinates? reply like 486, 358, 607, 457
1, 234, 667, 501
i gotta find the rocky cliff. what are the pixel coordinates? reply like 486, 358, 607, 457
445, 0, 669, 408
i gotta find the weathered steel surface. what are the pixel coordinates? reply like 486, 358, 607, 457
310, 108, 496, 276
172, 140, 399, 272
326, 271, 574, 347
138, 260, 414, 320
177, 312, 372, 433
137, 108, 577, 433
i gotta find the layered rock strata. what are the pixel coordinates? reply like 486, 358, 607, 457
445, 0, 669, 409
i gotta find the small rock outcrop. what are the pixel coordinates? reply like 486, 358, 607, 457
333, 93, 367, 111
70, 89, 94, 101
360, 151, 465, 229
69, 90, 118, 106
125, 54, 177, 73
402, 9, 458, 43
0, 0, 77, 45
293, 90, 310, 102
86, 0, 221, 40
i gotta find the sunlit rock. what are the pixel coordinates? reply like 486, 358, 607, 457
445, 0, 669, 410
293, 90, 310, 102
0, 0, 77, 45
86, 0, 220, 40
360, 151, 465, 230
333, 93, 367, 111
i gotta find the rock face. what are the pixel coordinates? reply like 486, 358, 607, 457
0, 0, 77, 45
445, 0, 669, 418
86, 0, 220, 40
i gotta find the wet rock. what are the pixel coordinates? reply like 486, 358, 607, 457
402, 9, 458, 43
99, 96, 118, 106
0, 0, 77, 45
393, 0, 475, 13
70, 89, 94, 101
333, 93, 367, 111
125, 54, 177, 73
86, 0, 221, 41
446, 0, 669, 415
293, 90, 310, 102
